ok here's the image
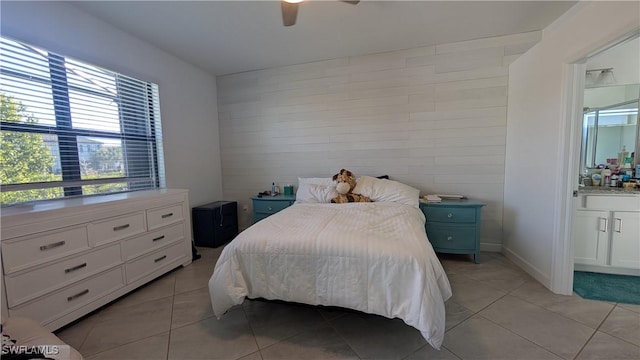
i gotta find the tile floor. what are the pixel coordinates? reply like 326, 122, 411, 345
55, 248, 640, 360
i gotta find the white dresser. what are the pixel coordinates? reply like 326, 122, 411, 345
0, 189, 193, 331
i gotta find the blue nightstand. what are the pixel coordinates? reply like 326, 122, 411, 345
419, 199, 485, 263
251, 194, 296, 223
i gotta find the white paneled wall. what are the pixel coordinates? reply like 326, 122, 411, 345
218, 31, 541, 248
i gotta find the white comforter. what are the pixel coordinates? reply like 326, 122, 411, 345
208, 202, 452, 349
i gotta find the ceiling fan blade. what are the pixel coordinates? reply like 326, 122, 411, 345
281, 1, 299, 27
340, 0, 360, 4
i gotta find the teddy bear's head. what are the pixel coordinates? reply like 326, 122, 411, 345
333, 168, 357, 195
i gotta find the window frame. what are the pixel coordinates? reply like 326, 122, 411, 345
0, 36, 163, 203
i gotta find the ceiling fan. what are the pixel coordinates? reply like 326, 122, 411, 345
281, 0, 360, 27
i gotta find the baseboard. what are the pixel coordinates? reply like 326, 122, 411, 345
503, 246, 551, 288
575, 264, 640, 276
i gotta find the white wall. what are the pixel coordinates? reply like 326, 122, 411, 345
217, 31, 541, 241
0, 1, 223, 207
504, 1, 639, 290
586, 37, 640, 87
584, 84, 640, 108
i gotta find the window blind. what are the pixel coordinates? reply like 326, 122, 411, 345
0, 36, 165, 205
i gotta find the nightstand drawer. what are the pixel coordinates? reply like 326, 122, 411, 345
420, 199, 485, 263
253, 200, 291, 214
427, 224, 476, 250
424, 207, 476, 223
252, 195, 296, 224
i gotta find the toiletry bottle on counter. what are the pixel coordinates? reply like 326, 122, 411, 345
272, 182, 276, 194
601, 169, 612, 186
618, 146, 628, 168
610, 174, 618, 187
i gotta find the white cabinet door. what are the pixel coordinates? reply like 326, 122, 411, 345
610, 211, 640, 269
574, 210, 609, 266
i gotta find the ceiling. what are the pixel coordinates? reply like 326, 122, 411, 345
72, 1, 576, 76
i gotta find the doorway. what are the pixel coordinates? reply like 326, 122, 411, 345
553, 30, 640, 295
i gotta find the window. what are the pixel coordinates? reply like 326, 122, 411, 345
0, 37, 165, 206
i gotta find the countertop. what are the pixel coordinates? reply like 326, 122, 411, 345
578, 186, 640, 195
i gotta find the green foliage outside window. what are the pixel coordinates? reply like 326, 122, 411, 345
0, 93, 62, 205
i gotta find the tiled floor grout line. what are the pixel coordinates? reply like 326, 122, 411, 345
441, 344, 464, 360
469, 277, 591, 360
513, 288, 640, 349
240, 303, 265, 360
438, 291, 511, 360
441, 310, 474, 335
167, 313, 216, 332
499, 279, 640, 358
475, 312, 570, 360
507, 294, 588, 325
165, 275, 177, 360
571, 303, 619, 360
426, 263, 530, 359
80, 273, 179, 358
72, 317, 94, 352
254, 311, 347, 359
81, 320, 174, 358
593, 304, 640, 349
323, 313, 363, 360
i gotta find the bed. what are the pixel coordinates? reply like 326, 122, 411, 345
208, 176, 452, 349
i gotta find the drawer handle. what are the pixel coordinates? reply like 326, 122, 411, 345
152, 235, 165, 242
268, 207, 273, 211
599, 218, 608, 232
161, 213, 173, 219
615, 218, 622, 233
154, 255, 167, 263
113, 224, 130, 231
64, 263, 87, 273
39, 241, 65, 251
447, 213, 453, 218
67, 289, 89, 302
447, 236, 453, 241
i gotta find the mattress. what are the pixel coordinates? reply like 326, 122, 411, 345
208, 201, 452, 349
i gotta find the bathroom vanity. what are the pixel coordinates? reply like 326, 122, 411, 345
574, 189, 640, 276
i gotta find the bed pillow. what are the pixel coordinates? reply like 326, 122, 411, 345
297, 177, 335, 186
353, 176, 419, 207
295, 183, 339, 203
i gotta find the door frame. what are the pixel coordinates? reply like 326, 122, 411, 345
551, 29, 640, 295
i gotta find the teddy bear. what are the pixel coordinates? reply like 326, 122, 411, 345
330, 169, 371, 203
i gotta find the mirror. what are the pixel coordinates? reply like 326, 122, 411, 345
582, 84, 639, 170
580, 34, 640, 177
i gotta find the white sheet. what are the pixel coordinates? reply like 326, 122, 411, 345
208, 202, 452, 349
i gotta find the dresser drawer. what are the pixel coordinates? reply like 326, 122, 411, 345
426, 224, 477, 250
2, 226, 90, 274
253, 200, 291, 215
147, 204, 184, 230
123, 223, 185, 260
9, 267, 125, 326
424, 207, 476, 223
5, 243, 122, 307
88, 212, 146, 246
125, 242, 186, 284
